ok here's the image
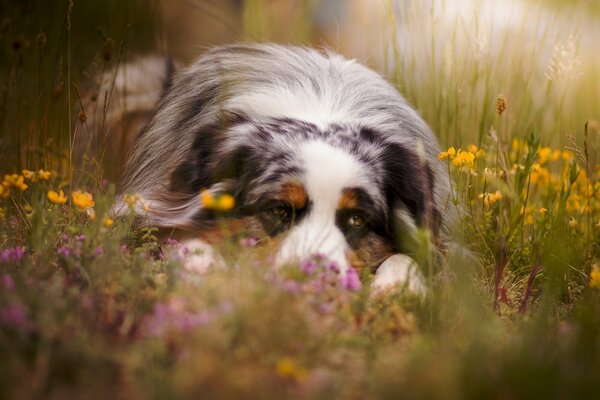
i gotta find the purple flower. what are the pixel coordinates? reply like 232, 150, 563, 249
2, 274, 15, 290
326, 261, 340, 273
101, 179, 109, 188
57, 246, 73, 257
282, 280, 301, 295
143, 298, 212, 337
339, 267, 362, 291
165, 238, 180, 247
74, 234, 86, 242
300, 259, 318, 274
94, 246, 105, 256
0, 247, 25, 263
0, 303, 33, 331
240, 237, 258, 248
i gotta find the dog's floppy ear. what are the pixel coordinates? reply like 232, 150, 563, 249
380, 141, 440, 240
169, 113, 251, 194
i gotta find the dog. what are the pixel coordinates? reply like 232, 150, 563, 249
115, 44, 453, 292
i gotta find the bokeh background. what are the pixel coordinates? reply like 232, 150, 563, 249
1, 0, 598, 180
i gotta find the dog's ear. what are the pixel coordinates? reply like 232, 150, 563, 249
169, 124, 220, 194
380, 141, 440, 240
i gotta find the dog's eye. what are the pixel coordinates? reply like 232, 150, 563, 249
270, 205, 290, 219
347, 214, 365, 228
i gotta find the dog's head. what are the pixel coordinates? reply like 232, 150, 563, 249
118, 44, 449, 273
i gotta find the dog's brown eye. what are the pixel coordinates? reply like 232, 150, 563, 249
348, 214, 364, 227
270, 205, 289, 219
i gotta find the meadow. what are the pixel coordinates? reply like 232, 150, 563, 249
1, 0, 599, 399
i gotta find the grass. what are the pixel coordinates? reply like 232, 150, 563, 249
1, 0, 600, 399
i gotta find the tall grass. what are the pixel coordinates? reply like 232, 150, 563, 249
0, 1, 599, 399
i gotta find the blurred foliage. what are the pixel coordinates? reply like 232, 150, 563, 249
1, 0, 600, 399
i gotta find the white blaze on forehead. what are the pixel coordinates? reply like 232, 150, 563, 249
276, 140, 366, 273
300, 140, 364, 211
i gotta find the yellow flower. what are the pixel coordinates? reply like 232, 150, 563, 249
452, 150, 475, 169
276, 357, 308, 382
589, 265, 600, 289
438, 151, 449, 160
22, 169, 35, 180
38, 169, 52, 180
478, 190, 502, 207
538, 208, 548, 215
217, 194, 235, 211
447, 146, 456, 158
468, 144, 478, 154
0, 183, 9, 199
199, 190, 216, 209
4, 174, 27, 191
48, 190, 67, 205
124, 194, 140, 208
199, 190, 235, 211
14, 175, 28, 192
103, 217, 114, 227
72, 190, 95, 209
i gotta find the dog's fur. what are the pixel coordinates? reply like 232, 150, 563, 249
116, 44, 452, 289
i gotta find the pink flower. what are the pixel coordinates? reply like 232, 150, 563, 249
339, 267, 362, 291
240, 237, 258, 247
0, 303, 33, 331
2, 274, 15, 290
300, 259, 318, 274
1, 247, 25, 263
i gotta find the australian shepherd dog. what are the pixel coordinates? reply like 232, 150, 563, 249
115, 43, 452, 293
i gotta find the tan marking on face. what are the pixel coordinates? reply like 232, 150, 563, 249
338, 188, 358, 210
346, 233, 395, 273
277, 182, 307, 209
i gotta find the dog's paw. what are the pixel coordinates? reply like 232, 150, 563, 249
371, 254, 427, 296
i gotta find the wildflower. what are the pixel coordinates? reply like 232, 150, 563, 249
438, 151, 448, 160
57, 246, 74, 257
538, 208, 548, 215
38, 169, 52, 180
478, 191, 502, 207
3, 274, 15, 290
496, 94, 507, 116
591, 265, 600, 289
339, 267, 362, 291
0, 247, 25, 263
0, 183, 9, 199
468, 144, 478, 154
447, 146, 456, 158
124, 193, 140, 207
276, 357, 308, 382
21, 169, 35, 180
240, 237, 258, 247
300, 259, 318, 274
199, 190, 235, 211
8, 175, 28, 192
282, 280, 301, 295
94, 246, 104, 256
452, 150, 475, 169
72, 190, 95, 209
0, 303, 33, 332
103, 217, 114, 227
47, 190, 67, 205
